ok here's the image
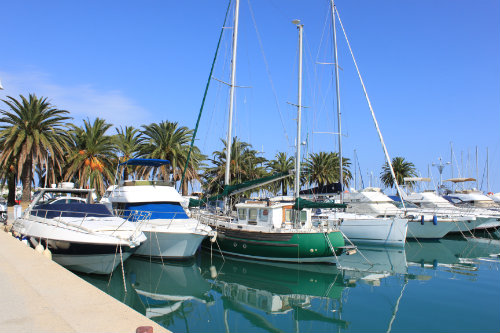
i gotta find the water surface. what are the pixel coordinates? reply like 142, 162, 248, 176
81, 236, 500, 333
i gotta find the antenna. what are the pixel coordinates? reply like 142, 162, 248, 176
432, 157, 451, 193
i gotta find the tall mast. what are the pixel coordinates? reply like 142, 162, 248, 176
224, 0, 240, 188
331, 0, 343, 202
353, 149, 357, 191
475, 146, 479, 189
293, 20, 304, 201
487, 147, 490, 192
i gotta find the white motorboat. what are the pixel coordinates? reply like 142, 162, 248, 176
440, 178, 500, 230
402, 190, 494, 233
488, 192, 500, 204
339, 188, 456, 239
12, 187, 147, 274
103, 158, 214, 259
312, 208, 408, 247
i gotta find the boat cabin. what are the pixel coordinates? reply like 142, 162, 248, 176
235, 201, 312, 229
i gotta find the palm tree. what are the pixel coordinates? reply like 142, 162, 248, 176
174, 145, 206, 196
202, 137, 267, 196
0, 94, 71, 202
266, 152, 294, 195
139, 121, 194, 182
115, 126, 142, 180
302, 151, 352, 188
380, 156, 417, 188
65, 118, 117, 195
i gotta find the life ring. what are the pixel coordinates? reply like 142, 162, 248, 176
488, 192, 494, 195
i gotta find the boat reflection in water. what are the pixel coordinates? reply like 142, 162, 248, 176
405, 236, 500, 273
126, 257, 213, 320
80, 236, 500, 333
199, 251, 350, 331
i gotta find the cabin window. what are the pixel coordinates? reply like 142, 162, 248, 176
285, 209, 292, 223
258, 209, 269, 222
300, 211, 307, 222
238, 208, 247, 220
248, 208, 258, 222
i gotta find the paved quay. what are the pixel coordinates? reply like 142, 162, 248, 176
0, 226, 169, 333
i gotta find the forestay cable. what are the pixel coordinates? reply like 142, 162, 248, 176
335, 7, 406, 208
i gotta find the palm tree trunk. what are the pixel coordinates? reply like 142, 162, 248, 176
21, 157, 33, 203
123, 167, 129, 181
7, 172, 16, 206
182, 179, 188, 196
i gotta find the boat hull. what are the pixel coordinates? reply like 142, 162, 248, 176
339, 217, 408, 247
474, 217, 500, 230
447, 218, 483, 233
134, 230, 207, 258
52, 251, 133, 274
407, 220, 455, 239
202, 228, 345, 264
31, 237, 136, 274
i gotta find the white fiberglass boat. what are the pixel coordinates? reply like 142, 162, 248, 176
339, 188, 456, 239
12, 187, 147, 274
311, 207, 408, 247
102, 158, 214, 259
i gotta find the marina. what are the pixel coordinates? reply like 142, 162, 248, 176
0, 0, 499, 332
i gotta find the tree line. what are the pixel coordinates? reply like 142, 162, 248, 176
0, 94, 417, 205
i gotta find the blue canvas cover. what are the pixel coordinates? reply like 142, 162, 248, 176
123, 202, 188, 219
31, 203, 113, 219
119, 158, 170, 167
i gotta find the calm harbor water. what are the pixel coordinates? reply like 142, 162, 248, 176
81, 236, 500, 333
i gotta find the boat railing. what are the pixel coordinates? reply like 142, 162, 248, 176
190, 210, 234, 227
28, 207, 149, 241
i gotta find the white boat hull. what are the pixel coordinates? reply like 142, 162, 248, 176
407, 220, 455, 239
135, 228, 208, 258
52, 252, 133, 275
474, 216, 500, 230
339, 217, 408, 247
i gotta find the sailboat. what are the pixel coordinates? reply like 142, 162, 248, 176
309, 0, 408, 247
193, 1, 347, 264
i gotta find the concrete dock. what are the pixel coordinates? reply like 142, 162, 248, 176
0, 226, 169, 333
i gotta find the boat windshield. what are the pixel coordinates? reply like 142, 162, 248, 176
120, 202, 189, 219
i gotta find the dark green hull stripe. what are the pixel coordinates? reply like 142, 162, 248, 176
223, 236, 298, 247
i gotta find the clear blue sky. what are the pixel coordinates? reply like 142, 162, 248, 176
1, 0, 499, 192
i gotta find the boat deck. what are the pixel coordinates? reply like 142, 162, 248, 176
0, 227, 168, 333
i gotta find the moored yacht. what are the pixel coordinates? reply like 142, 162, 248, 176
339, 188, 456, 239
102, 158, 214, 259
195, 197, 348, 264
12, 187, 147, 274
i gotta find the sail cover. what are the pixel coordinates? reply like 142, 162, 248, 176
293, 198, 347, 210
221, 172, 292, 196
299, 183, 343, 195
119, 158, 170, 167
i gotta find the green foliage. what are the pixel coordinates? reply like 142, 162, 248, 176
0, 94, 71, 202
139, 121, 205, 195
302, 152, 352, 188
202, 137, 267, 197
380, 156, 417, 188
64, 118, 117, 195
266, 152, 294, 195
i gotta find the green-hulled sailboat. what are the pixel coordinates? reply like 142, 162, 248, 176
193, 6, 347, 264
